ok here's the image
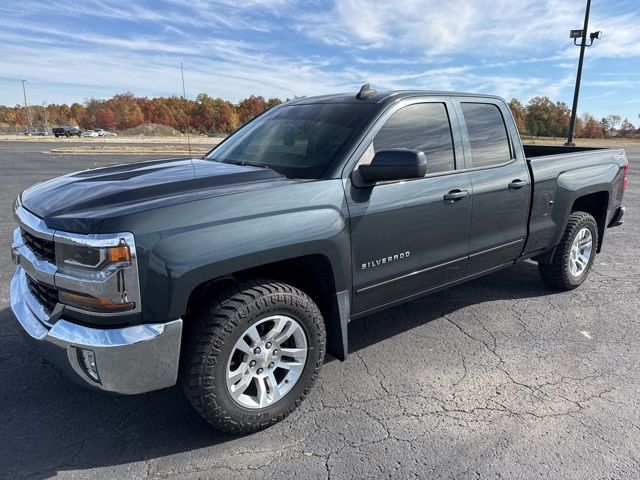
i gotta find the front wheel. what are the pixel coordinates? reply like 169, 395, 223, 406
538, 211, 598, 290
181, 280, 326, 434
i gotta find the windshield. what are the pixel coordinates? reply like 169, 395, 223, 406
207, 103, 377, 179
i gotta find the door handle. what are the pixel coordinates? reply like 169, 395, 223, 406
508, 179, 528, 189
443, 189, 469, 202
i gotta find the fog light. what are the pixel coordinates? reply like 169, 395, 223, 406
78, 348, 100, 383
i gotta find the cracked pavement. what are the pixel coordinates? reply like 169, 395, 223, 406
1, 141, 639, 479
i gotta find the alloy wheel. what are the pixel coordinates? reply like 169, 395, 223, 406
225, 315, 308, 409
569, 227, 593, 277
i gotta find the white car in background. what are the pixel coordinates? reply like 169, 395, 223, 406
81, 130, 99, 137
94, 129, 117, 136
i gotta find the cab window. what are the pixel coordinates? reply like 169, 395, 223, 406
366, 103, 456, 174
461, 103, 512, 167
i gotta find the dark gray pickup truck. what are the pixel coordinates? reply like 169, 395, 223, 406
52, 125, 82, 137
10, 86, 628, 433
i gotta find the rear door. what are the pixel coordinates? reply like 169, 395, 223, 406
344, 97, 473, 314
454, 98, 531, 274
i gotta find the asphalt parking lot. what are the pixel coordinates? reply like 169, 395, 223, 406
1, 141, 639, 479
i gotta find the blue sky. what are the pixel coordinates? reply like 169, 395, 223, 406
1, 0, 639, 123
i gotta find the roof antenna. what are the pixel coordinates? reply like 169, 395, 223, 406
356, 83, 376, 100
180, 62, 193, 162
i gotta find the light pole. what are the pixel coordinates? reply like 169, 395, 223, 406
565, 0, 602, 146
42, 101, 49, 132
20, 79, 32, 132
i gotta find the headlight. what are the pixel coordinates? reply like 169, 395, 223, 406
56, 243, 131, 270
60, 244, 105, 269
53, 233, 140, 315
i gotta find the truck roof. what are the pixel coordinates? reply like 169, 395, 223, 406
286, 89, 504, 106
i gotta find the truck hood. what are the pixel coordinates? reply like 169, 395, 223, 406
20, 158, 288, 232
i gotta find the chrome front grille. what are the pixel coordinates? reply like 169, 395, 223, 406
22, 229, 56, 262
26, 275, 58, 315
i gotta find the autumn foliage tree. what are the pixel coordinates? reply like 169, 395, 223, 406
522, 97, 570, 139
579, 113, 603, 138
236, 95, 268, 124
192, 94, 239, 133
97, 108, 117, 130
508, 98, 526, 133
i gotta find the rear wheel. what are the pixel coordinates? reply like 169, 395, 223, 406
538, 211, 598, 290
181, 279, 326, 434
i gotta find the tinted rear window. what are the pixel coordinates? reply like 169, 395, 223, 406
461, 103, 511, 167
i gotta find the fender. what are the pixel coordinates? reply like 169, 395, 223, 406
132, 187, 352, 324
152, 206, 351, 360
162, 206, 350, 319
550, 163, 618, 246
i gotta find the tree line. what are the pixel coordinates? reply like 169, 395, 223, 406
0, 91, 638, 138
0, 92, 282, 135
509, 97, 638, 139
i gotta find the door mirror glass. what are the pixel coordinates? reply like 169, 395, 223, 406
358, 149, 427, 183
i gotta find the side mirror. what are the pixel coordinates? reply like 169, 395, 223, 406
357, 149, 427, 184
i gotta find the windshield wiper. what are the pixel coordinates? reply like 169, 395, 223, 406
219, 159, 269, 169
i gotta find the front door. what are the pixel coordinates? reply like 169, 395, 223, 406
345, 99, 472, 314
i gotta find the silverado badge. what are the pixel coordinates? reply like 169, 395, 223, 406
361, 251, 411, 270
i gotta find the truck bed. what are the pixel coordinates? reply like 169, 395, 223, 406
523, 144, 606, 158
522, 144, 627, 257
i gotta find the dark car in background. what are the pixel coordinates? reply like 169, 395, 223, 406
52, 125, 81, 137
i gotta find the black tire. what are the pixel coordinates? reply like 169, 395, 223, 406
54, 134, 60, 138
180, 279, 326, 434
538, 211, 598, 290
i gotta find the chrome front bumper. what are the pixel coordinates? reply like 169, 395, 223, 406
10, 267, 183, 395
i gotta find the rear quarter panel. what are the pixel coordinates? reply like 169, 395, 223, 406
524, 148, 627, 255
